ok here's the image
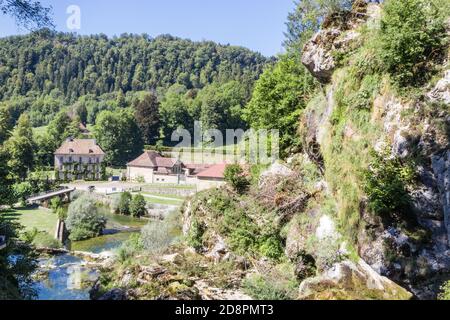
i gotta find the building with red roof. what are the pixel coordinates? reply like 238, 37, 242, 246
54, 138, 105, 181
127, 151, 227, 190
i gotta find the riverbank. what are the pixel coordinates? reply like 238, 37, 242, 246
30, 210, 150, 300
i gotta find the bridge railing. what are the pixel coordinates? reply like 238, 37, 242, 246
27, 186, 70, 201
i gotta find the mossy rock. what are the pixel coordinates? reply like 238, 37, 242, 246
299, 260, 412, 300
166, 282, 200, 300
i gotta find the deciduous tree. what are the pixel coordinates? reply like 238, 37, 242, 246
4, 114, 35, 180
134, 93, 160, 145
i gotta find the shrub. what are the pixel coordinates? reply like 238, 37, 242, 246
129, 194, 147, 218
56, 207, 67, 220
118, 191, 132, 215
135, 175, 145, 183
220, 206, 258, 255
141, 221, 175, 254
33, 232, 62, 249
66, 195, 107, 241
242, 274, 288, 300
12, 182, 33, 206
438, 281, 450, 300
100, 163, 107, 181
363, 149, 416, 218
71, 190, 85, 201
307, 235, 344, 271
109, 194, 121, 213
224, 164, 249, 194
258, 235, 284, 260
22, 228, 61, 249
242, 265, 299, 300
380, 0, 447, 87
116, 233, 144, 263
49, 197, 62, 213
187, 218, 205, 251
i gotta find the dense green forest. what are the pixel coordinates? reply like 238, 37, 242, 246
0, 31, 270, 128
0, 31, 268, 100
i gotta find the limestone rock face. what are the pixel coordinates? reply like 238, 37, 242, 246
301, 2, 376, 84
298, 260, 413, 300
205, 235, 229, 263
432, 150, 450, 246
301, 28, 341, 83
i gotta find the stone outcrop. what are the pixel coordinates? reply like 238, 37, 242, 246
298, 260, 413, 300
432, 150, 450, 245
301, 2, 379, 83
259, 162, 294, 187
428, 70, 450, 104
302, 28, 342, 83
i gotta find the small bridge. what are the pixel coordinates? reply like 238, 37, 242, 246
27, 187, 76, 206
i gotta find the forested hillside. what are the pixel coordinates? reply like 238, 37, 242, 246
0, 31, 269, 128
0, 31, 268, 100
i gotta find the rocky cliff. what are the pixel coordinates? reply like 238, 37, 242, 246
298, 2, 449, 299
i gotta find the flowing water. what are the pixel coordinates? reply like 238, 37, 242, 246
32, 212, 148, 300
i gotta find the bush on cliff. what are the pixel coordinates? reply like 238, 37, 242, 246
224, 165, 249, 194
380, 0, 447, 87
363, 149, 415, 218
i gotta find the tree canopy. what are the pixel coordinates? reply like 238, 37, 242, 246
0, 32, 268, 103
94, 108, 143, 166
0, 0, 53, 30
243, 55, 317, 154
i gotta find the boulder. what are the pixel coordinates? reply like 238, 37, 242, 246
160, 253, 183, 265
205, 235, 228, 263
427, 70, 450, 105
298, 260, 413, 300
98, 289, 127, 301
259, 162, 294, 187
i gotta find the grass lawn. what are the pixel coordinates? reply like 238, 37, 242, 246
2, 206, 58, 235
140, 195, 184, 206
140, 192, 186, 200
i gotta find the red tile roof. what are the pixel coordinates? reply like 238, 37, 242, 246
54, 139, 105, 156
185, 163, 209, 176
196, 164, 227, 179
127, 151, 178, 168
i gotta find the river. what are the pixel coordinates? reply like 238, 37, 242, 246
32, 213, 148, 300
